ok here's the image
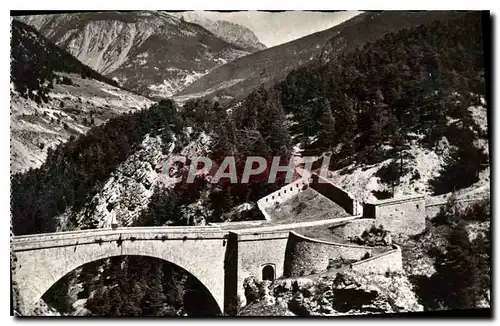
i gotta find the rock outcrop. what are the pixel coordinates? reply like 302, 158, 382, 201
60, 131, 212, 230
241, 271, 423, 316
178, 12, 267, 52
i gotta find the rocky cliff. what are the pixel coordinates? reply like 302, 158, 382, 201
59, 131, 212, 231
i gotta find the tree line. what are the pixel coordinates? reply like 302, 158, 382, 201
412, 198, 490, 310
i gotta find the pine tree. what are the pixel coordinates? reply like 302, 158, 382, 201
431, 141, 488, 195
256, 86, 292, 156
315, 98, 336, 153
141, 266, 166, 316
333, 94, 357, 156
223, 185, 234, 213
432, 220, 490, 309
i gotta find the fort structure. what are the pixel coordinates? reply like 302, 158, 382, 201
11, 225, 403, 315
11, 173, 435, 315
309, 174, 364, 216
256, 178, 310, 219
363, 194, 427, 235
256, 172, 426, 236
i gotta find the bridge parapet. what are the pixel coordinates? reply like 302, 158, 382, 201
12, 226, 227, 251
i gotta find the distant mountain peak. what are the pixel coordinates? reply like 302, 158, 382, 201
177, 11, 267, 52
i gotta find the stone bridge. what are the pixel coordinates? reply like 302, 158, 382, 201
11, 225, 296, 316
11, 223, 402, 316
11, 226, 228, 315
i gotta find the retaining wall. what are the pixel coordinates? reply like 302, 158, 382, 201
309, 174, 363, 216
337, 218, 377, 240
351, 244, 403, 274
283, 231, 375, 277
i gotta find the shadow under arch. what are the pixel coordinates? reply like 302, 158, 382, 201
40, 254, 222, 316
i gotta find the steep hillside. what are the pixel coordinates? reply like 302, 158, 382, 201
10, 94, 287, 236
176, 11, 466, 103
10, 20, 153, 173
276, 12, 486, 201
177, 11, 267, 52
15, 11, 251, 98
233, 11, 490, 314
170, 12, 489, 232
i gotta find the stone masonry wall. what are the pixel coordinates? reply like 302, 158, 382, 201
257, 178, 309, 213
309, 174, 363, 216
283, 232, 373, 277
373, 195, 426, 235
235, 231, 290, 306
12, 227, 227, 315
351, 245, 403, 274
337, 219, 377, 240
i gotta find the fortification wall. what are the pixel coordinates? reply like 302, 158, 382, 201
337, 218, 377, 240
235, 231, 290, 307
283, 231, 374, 277
309, 174, 363, 216
365, 195, 426, 235
351, 244, 403, 274
257, 178, 309, 213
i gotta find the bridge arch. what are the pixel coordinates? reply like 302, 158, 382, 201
12, 227, 227, 315
43, 254, 221, 316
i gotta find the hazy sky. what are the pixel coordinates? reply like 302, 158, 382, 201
185, 11, 362, 47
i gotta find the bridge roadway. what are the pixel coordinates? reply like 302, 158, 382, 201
11, 218, 360, 316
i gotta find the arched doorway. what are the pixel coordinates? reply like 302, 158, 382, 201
262, 264, 275, 282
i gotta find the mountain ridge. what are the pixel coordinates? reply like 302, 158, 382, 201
176, 11, 469, 103
10, 19, 153, 174
14, 11, 254, 98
